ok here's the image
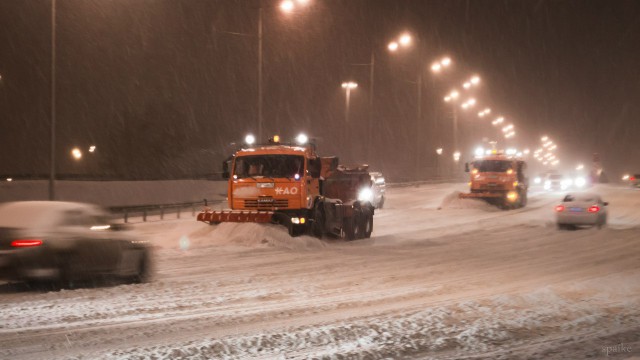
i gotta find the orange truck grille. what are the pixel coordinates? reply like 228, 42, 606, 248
244, 199, 289, 210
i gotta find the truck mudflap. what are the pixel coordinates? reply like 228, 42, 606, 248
459, 192, 505, 199
197, 210, 274, 224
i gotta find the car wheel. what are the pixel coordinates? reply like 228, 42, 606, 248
131, 250, 151, 284
377, 195, 385, 209
557, 223, 566, 230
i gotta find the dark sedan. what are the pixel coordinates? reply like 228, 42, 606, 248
0, 201, 151, 288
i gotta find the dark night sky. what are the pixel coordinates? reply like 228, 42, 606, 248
1, 0, 639, 181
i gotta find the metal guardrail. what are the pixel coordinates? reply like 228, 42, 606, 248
109, 199, 223, 223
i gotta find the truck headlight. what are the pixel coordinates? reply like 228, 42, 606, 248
358, 188, 374, 202
506, 191, 518, 202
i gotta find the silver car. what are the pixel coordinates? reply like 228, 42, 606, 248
555, 193, 608, 229
370, 172, 386, 209
0, 201, 152, 288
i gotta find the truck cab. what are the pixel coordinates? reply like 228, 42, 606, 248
461, 153, 528, 209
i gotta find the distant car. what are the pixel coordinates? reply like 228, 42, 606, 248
370, 172, 386, 209
630, 174, 640, 188
555, 193, 608, 229
0, 201, 152, 287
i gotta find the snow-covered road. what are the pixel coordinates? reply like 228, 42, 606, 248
1, 183, 639, 359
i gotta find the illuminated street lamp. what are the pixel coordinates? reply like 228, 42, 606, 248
399, 33, 412, 46
576, 164, 584, 170
431, 56, 452, 73
280, 0, 309, 13
453, 151, 461, 162
492, 116, 505, 125
462, 75, 481, 90
71, 147, 82, 160
387, 32, 412, 52
341, 81, 358, 144
461, 98, 476, 109
444, 89, 459, 102
478, 108, 491, 117
436, 148, 443, 155
88, 145, 96, 153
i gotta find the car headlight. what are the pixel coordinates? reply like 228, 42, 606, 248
544, 180, 551, 189
358, 188, 374, 202
574, 177, 586, 187
534, 177, 541, 184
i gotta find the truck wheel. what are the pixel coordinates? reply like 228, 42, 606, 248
288, 223, 303, 237
519, 190, 528, 208
345, 209, 363, 241
310, 202, 325, 239
362, 208, 373, 238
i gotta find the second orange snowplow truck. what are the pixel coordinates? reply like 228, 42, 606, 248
197, 136, 375, 239
459, 152, 528, 209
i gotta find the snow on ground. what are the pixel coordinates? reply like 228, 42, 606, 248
1, 182, 639, 359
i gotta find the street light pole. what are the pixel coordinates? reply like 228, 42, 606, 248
257, 6, 263, 141
415, 65, 423, 180
367, 50, 375, 161
49, 0, 56, 200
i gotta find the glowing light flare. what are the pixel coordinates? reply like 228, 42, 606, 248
295, 133, 308, 145
341, 81, 358, 89
492, 117, 505, 125
71, 147, 82, 160
436, 148, 443, 155
399, 34, 412, 46
245, 134, 256, 145
280, 0, 295, 12
453, 151, 461, 162
387, 42, 399, 51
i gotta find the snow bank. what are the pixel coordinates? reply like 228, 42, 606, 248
136, 219, 326, 251
438, 190, 500, 211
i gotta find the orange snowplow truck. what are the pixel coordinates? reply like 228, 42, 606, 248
459, 152, 528, 209
197, 135, 375, 239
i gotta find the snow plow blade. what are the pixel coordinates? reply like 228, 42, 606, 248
459, 192, 504, 199
197, 210, 274, 224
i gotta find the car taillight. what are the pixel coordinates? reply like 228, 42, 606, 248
11, 239, 43, 247
588, 205, 600, 213
555, 205, 565, 212
631, 176, 636, 181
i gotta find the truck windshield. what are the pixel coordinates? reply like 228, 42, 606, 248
472, 160, 512, 173
234, 155, 304, 179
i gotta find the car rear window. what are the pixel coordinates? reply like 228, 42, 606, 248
0, 205, 57, 228
563, 194, 599, 203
